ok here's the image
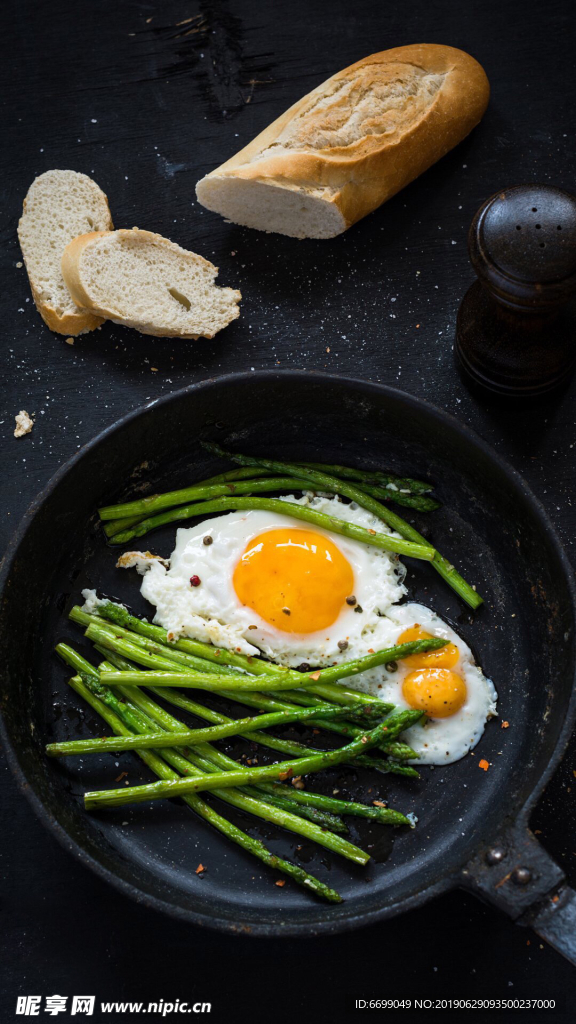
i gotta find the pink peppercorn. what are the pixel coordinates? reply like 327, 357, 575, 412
189, 575, 201, 587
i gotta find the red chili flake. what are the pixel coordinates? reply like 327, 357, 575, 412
368, 529, 376, 535
189, 575, 201, 587
278, 768, 294, 781
501, 721, 510, 729
309, 671, 321, 681
372, 800, 386, 807
275, 880, 286, 887
195, 864, 205, 875
478, 759, 490, 771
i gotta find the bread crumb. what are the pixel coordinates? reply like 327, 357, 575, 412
16, 261, 23, 268
14, 410, 34, 438
65, 337, 75, 346
501, 721, 509, 729
116, 550, 170, 573
275, 879, 285, 887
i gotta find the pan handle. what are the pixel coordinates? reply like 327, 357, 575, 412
525, 885, 576, 963
460, 823, 576, 966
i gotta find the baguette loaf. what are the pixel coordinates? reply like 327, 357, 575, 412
196, 44, 489, 239
61, 228, 241, 339
18, 170, 113, 334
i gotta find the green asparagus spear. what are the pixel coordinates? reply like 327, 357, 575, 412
45, 702, 346, 757
84, 709, 422, 809
300, 463, 433, 494
109, 494, 436, 560
241, 786, 348, 833
203, 444, 482, 609
258, 783, 414, 826
98, 476, 320, 521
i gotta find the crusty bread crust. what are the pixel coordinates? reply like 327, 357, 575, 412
18, 171, 113, 335
28, 281, 105, 335
196, 44, 490, 237
62, 229, 241, 340
60, 231, 111, 315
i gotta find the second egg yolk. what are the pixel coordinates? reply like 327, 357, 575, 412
398, 625, 460, 669
233, 528, 354, 634
402, 668, 467, 718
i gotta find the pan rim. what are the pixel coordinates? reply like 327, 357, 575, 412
1, 368, 575, 936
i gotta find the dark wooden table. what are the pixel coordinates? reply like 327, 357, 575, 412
2, 1, 575, 1020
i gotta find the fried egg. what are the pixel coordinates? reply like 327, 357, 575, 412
137, 493, 407, 662
344, 603, 498, 764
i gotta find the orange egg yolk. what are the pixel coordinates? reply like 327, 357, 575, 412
402, 668, 467, 718
232, 528, 354, 634
398, 625, 460, 669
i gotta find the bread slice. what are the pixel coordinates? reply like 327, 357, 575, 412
196, 44, 490, 239
61, 228, 241, 339
18, 170, 113, 335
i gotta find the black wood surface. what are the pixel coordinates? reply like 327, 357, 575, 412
1, 0, 575, 1020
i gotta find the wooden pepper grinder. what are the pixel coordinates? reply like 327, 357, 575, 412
455, 185, 576, 400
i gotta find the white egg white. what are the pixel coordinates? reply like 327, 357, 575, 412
137, 493, 407, 662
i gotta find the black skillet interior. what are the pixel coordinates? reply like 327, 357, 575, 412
1, 372, 574, 935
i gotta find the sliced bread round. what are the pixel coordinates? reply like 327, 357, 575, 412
18, 170, 113, 335
61, 228, 241, 339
